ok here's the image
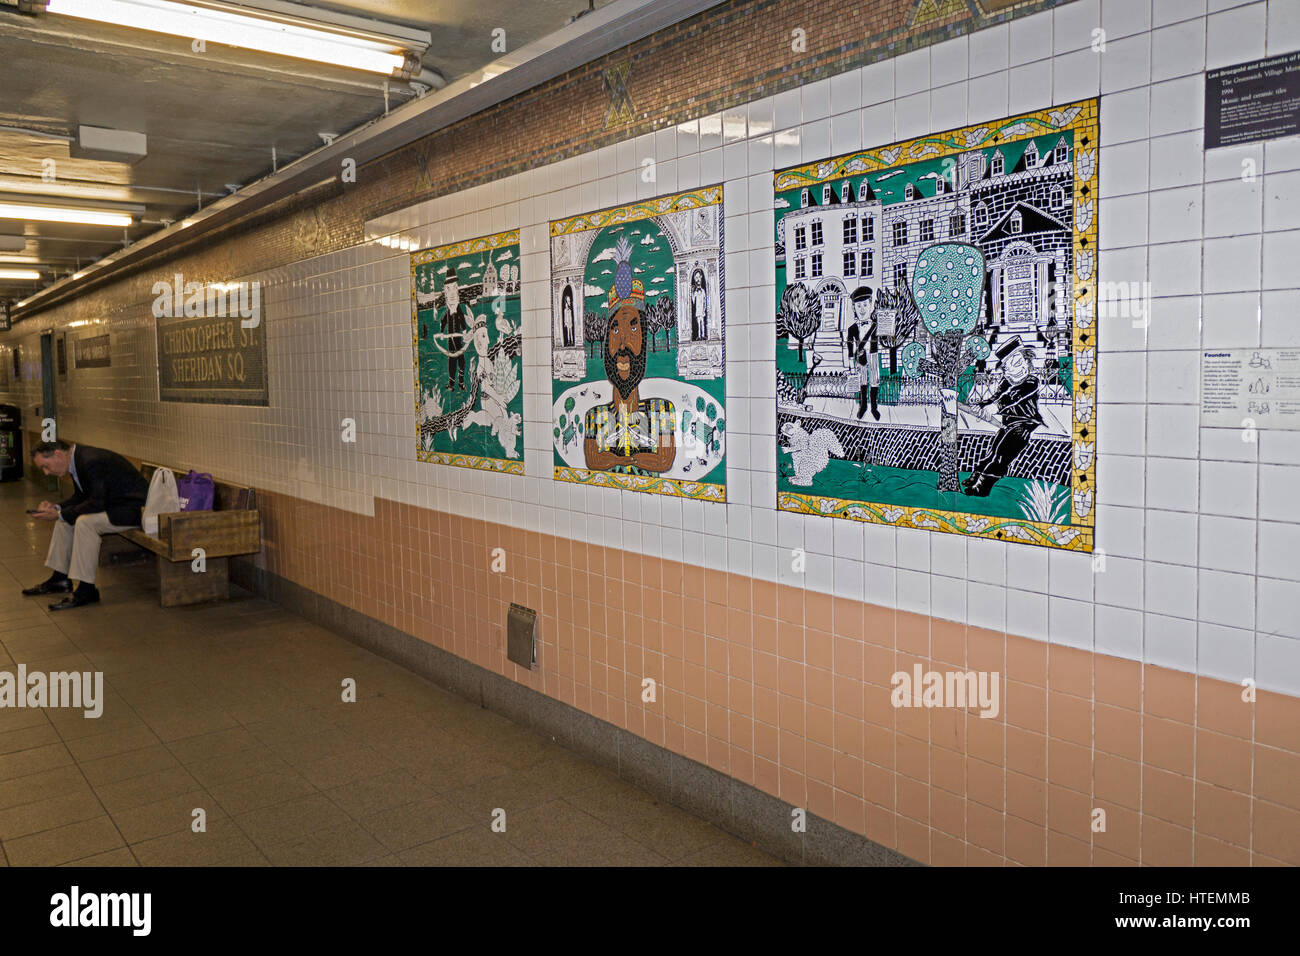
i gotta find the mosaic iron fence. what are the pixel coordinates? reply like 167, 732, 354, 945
780, 364, 1073, 410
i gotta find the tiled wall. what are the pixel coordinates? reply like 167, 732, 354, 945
253, 487, 1300, 864
3, 0, 1299, 865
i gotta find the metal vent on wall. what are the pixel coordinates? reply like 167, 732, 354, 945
507, 603, 537, 669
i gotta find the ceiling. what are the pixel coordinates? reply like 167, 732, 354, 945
0, 0, 613, 303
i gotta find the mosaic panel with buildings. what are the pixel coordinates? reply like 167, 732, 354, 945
775, 98, 1099, 552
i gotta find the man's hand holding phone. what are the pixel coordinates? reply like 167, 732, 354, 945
28, 502, 59, 520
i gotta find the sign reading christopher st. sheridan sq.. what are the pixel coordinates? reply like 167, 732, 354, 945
154, 277, 268, 405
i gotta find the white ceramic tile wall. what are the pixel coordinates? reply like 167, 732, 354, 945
3, 0, 1297, 696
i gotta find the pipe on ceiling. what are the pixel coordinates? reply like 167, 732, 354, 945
9, 0, 727, 318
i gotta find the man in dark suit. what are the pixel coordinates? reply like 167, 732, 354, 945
963, 336, 1045, 497
439, 268, 473, 391
844, 286, 881, 420
21, 440, 148, 610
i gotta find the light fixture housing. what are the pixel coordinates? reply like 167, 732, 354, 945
69, 125, 148, 164
0, 202, 134, 227
42, 0, 431, 76
0, 269, 42, 280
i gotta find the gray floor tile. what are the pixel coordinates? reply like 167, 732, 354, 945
260, 820, 390, 866
78, 744, 182, 787
207, 770, 319, 816
359, 795, 475, 853
233, 793, 353, 848
93, 765, 203, 815
3, 816, 125, 866
0, 483, 782, 868
326, 768, 438, 820
0, 789, 106, 842
110, 789, 226, 844
399, 826, 535, 866
130, 818, 258, 866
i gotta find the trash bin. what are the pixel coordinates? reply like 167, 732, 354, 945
0, 404, 22, 481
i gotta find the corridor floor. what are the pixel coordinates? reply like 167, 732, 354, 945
0, 480, 780, 866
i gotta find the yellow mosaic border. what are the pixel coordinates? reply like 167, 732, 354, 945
419, 450, 525, 475
550, 185, 723, 237
775, 98, 1099, 552
555, 466, 726, 502
410, 228, 523, 476
410, 228, 519, 266
779, 492, 1092, 552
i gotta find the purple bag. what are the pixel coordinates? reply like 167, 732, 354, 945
177, 470, 215, 511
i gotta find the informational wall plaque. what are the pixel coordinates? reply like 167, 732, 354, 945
74, 333, 111, 369
1202, 349, 1300, 431
156, 312, 268, 406
1206, 51, 1300, 149
774, 99, 1099, 551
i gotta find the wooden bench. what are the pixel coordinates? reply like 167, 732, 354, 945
116, 463, 261, 607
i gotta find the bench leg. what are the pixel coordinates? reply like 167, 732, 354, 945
157, 555, 230, 607
100, 533, 146, 567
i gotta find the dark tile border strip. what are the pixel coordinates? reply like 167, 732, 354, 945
232, 559, 920, 867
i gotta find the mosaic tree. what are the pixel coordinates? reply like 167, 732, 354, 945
645, 296, 677, 352
900, 242, 991, 493
778, 281, 821, 365
583, 311, 607, 358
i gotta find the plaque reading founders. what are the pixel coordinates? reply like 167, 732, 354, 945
154, 278, 268, 405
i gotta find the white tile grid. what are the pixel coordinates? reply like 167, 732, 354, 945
3, 5, 1299, 694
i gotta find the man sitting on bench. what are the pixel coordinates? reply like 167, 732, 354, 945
21, 440, 149, 610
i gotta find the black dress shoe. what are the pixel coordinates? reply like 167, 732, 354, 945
50, 588, 99, 611
22, 576, 72, 596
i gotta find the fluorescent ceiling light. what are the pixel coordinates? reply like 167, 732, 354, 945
45, 0, 419, 75
0, 202, 133, 227
0, 269, 42, 280
0, 255, 40, 263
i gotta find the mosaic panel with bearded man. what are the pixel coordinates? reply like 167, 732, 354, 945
583, 237, 677, 475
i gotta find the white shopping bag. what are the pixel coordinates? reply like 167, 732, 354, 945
142, 467, 180, 535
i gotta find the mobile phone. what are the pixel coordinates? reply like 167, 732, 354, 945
26, 508, 40, 515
